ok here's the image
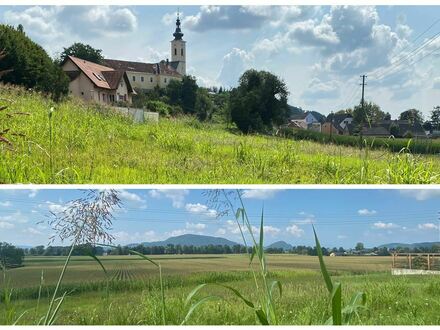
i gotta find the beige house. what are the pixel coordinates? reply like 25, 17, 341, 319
62, 55, 135, 105
62, 13, 186, 104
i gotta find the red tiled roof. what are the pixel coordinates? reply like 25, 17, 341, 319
68, 55, 116, 90
104, 58, 182, 77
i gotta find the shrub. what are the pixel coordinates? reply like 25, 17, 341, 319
146, 100, 171, 117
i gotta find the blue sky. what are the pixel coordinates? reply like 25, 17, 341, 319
0, 189, 439, 248
0, 5, 440, 118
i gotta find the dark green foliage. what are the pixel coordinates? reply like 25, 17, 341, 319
0, 24, 68, 100
229, 69, 289, 133
431, 106, 440, 131
279, 127, 440, 155
58, 42, 103, 64
353, 101, 385, 125
0, 243, 24, 268
399, 109, 424, 124
195, 89, 214, 121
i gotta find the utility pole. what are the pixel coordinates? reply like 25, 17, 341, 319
360, 75, 367, 115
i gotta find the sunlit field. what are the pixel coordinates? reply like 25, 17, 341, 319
1, 86, 440, 184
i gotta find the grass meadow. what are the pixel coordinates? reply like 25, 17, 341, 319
1, 254, 440, 325
1, 86, 440, 184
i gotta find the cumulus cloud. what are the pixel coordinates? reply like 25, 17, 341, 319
28, 189, 39, 198
286, 224, 304, 237
149, 189, 189, 208
418, 223, 439, 230
216, 228, 227, 235
24, 227, 43, 235
4, 5, 138, 41
0, 201, 11, 207
0, 221, 14, 229
373, 222, 398, 229
185, 203, 217, 218
217, 48, 253, 87
0, 211, 28, 224
242, 189, 280, 200
358, 209, 377, 216
302, 78, 340, 101
186, 222, 206, 230
399, 189, 440, 201
119, 190, 145, 203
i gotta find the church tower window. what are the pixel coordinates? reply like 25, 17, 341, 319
175, 48, 177, 55
181, 49, 183, 56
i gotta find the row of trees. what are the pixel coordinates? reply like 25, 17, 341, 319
333, 103, 440, 132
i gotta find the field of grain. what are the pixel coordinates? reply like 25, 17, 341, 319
2, 254, 440, 325
1, 86, 440, 184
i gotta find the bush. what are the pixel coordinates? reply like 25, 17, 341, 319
0, 242, 24, 269
278, 127, 440, 155
146, 100, 172, 117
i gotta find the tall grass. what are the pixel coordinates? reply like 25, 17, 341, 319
1, 85, 439, 183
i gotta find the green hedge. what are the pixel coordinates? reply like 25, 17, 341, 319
278, 128, 440, 155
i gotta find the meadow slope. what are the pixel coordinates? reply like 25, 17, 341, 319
1, 86, 440, 184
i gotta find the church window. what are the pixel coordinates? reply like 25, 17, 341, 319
164, 78, 167, 83
132, 76, 136, 82
181, 49, 183, 56
174, 48, 177, 55
150, 77, 153, 83
141, 76, 144, 82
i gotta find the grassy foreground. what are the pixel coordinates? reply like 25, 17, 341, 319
1, 255, 440, 325
1, 86, 440, 183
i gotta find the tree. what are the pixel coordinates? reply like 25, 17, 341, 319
399, 108, 424, 124
0, 242, 24, 268
355, 242, 364, 251
431, 106, 440, 131
353, 101, 385, 125
384, 112, 391, 120
423, 121, 433, 132
59, 42, 104, 64
195, 89, 214, 121
181, 75, 198, 114
229, 69, 289, 133
0, 24, 69, 100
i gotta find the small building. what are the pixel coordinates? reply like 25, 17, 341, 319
362, 120, 426, 138
322, 122, 342, 135
62, 55, 135, 105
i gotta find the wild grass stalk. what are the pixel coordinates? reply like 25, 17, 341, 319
183, 190, 281, 325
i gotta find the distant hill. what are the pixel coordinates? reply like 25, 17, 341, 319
266, 241, 292, 251
378, 242, 440, 249
288, 105, 304, 117
135, 234, 240, 248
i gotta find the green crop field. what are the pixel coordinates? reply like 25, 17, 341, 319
2, 254, 440, 325
1, 85, 440, 184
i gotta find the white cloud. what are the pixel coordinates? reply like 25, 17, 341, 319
28, 189, 39, 198
337, 234, 347, 239
286, 224, 304, 237
186, 222, 206, 231
418, 223, 439, 230
242, 189, 280, 200
24, 227, 43, 235
263, 225, 280, 236
216, 228, 227, 235
0, 211, 28, 224
185, 203, 217, 217
358, 209, 377, 216
119, 190, 145, 203
373, 222, 398, 229
217, 48, 253, 87
148, 189, 189, 208
0, 221, 14, 229
399, 189, 440, 201
301, 78, 340, 101
0, 201, 11, 207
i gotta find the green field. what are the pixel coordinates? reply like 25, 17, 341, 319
1, 86, 440, 184
2, 254, 440, 325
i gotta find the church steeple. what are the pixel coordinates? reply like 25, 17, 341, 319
173, 10, 184, 40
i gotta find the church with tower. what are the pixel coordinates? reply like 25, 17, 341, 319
62, 13, 186, 105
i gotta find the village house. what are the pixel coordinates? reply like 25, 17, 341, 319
362, 120, 426, 138
62, 13, 186, 105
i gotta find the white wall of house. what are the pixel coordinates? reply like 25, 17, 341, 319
305, 113, 318, 125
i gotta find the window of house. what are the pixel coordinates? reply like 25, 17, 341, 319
181, 49, 184, 56
81, 92, 84, 95
174, 48, 177, 55
150, 77, 153, 83
164, 78, 167, 83
141, 76, 144, 82
132, 76, 136, 82
120, 82, 123, 87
